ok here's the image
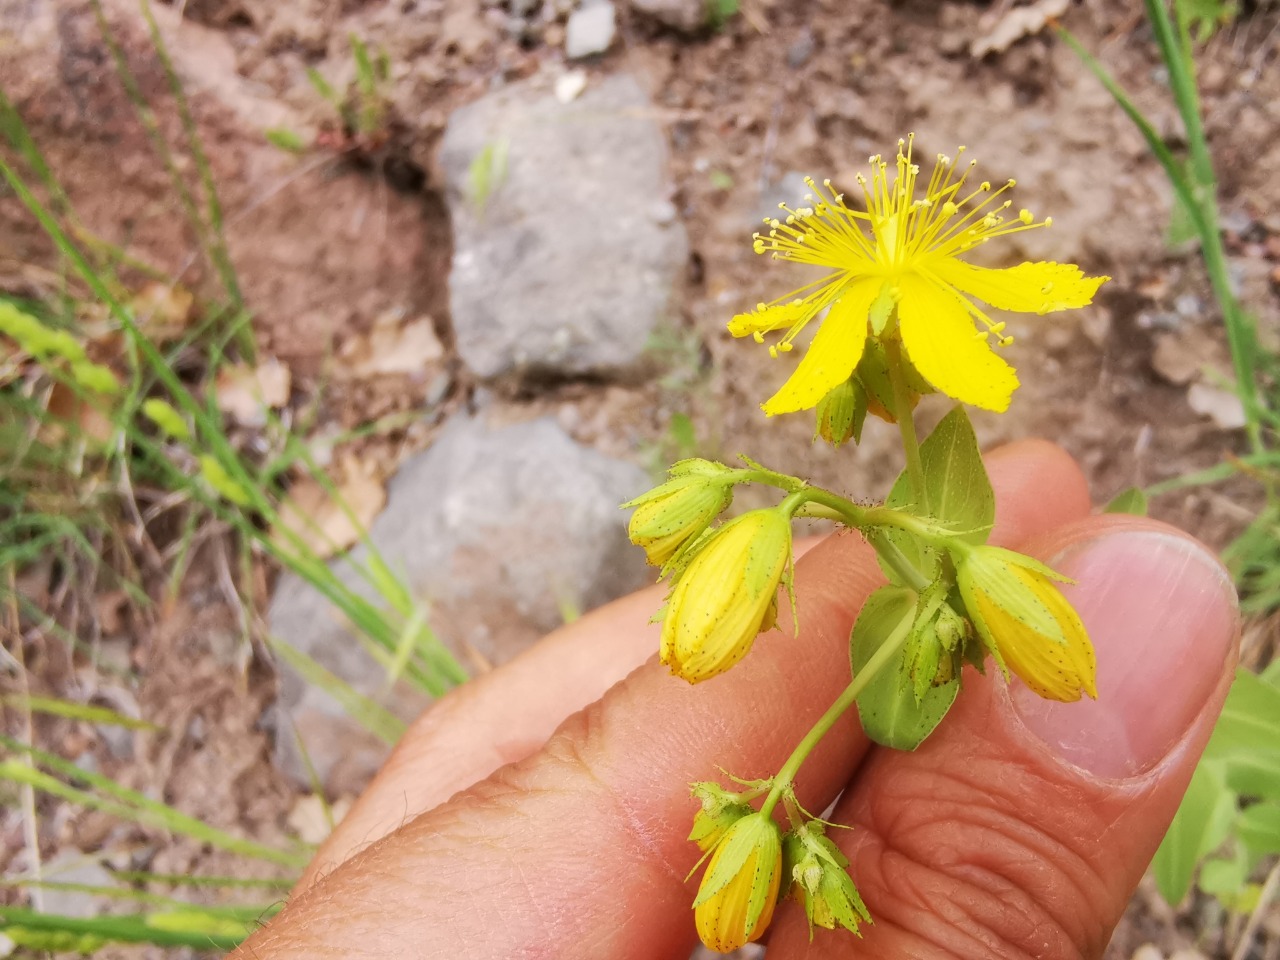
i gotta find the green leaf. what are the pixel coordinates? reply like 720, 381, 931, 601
305, 67, 339, 106
1224, 749, 1280, 802
1237, 801, 1280, 856
880, 406, 994, 583
1204, 668, 1280, 760
1198, 852, 1249, 901
265, 128, 308, 154
1153, 759, 1236, 904
1103, 486, 1149, 516
706, 0, 739, 29
851, 586, 958, 750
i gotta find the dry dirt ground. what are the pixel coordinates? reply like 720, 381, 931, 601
3, 0, 1280, 957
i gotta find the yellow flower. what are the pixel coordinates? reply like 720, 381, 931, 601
623, 460, 735, 568
694, 812, 783, 953
956, 545, 1097, 702
660, 509, 792, 683
731, 136, 1109, 415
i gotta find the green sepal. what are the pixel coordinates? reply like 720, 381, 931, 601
868, 283, 897, 337
953, 546, 1075, 653
785, 821, 871, 937
850, 585, 958, 750
856, 338, 933, 421
814, 377, 868, 448
1104, 486, 1149, 515
879, 406, 994, 585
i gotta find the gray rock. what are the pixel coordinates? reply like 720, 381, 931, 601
630, 0, 706, 32
440, 72, 686, 382
268, 414, 653, 791
38, 854, 119, 918
565, 1, 617, 58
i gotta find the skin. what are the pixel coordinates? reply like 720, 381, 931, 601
234, 440, 1239, 960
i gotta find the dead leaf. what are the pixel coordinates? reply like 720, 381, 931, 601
95, 590, 130, 635
131, 282, 195, 343
1187, 383, 1247, 430
971, 0, 1070, 57
215, 358, 291, 427
287, 794, 353, 845
339, 315, 444, 379
45, 380, 114, 444
272, 457, 386, 559
1151, 327, 1229, 386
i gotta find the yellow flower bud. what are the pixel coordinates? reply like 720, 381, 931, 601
956, 545, 1097, 702
623, 463, 734, 568
660, 509, 793, 683
694, 812, 783, 953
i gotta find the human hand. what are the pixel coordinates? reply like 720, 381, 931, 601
234, 440, 1238, 960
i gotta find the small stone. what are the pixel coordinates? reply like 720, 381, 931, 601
1220, 208, 1254, 236
1173, 293, 1203, 319
565, 1, 616, 58
629, 0, 705, 32
555, 68, 589, 102
1130, 945, 1164, 960
787, 29, 816, 68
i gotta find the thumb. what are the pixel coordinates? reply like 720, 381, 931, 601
769, 517, 1240, 960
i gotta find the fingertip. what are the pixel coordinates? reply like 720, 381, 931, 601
986, 439, 1091, 543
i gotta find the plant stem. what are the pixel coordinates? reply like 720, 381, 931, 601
866, 531, 932, 592
760, 610, 913, 818
885, 339, 928, 511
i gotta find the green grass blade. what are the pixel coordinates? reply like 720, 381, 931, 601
0, 695, 160, 731
269, 637, 406, 745
0, 738, 311, 868
0, 905, 258, 950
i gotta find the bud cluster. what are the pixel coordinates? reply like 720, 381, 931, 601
623, 459, 797, 685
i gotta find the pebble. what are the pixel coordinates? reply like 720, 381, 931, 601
565, 1, 616, 58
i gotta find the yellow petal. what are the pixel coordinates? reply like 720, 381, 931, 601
930, 259, 1109, 315
761, 280, 878, 416
896, 275, 1019, 412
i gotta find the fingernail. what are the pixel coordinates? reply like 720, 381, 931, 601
1010, 530, 1239, 779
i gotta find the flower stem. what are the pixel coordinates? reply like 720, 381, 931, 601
885, 339, 928, 513
759, 610, 914, 819
865, 531, 932, 592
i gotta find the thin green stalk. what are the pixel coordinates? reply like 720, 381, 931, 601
1145, 0, 1214, 193
0, 905, 249, 951
137, 0, 247, 332
885, 339, 928, 510
760, 609, 914, 817
1060, 25, 1263, 453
